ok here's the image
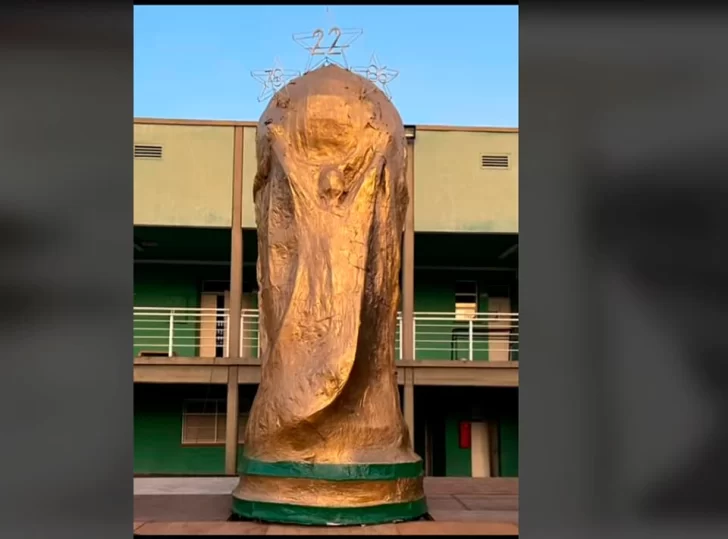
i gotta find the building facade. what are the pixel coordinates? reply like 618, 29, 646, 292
133, 118, 519, 478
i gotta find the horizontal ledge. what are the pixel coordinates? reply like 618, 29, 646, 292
134, 357, 260, 366
135, 117, 257, 127
402, 360, 519, 368
133, 358, 519, 368
134, 117, 518, 134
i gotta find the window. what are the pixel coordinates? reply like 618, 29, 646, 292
455, 280, 478, 320
181, 399, 248, 445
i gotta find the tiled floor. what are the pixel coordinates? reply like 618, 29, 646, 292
134, 477, 519, 536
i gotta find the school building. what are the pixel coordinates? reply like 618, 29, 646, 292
133, 118, 519, 478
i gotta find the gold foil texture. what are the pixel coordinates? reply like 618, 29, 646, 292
234, 475, 424, 508
237, 65, 424, 508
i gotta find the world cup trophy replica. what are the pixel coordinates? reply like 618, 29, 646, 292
231, 64, 427, 526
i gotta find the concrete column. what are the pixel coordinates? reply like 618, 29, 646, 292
225, 126, 244, 475
402, 133, 416, 447
403, 369, 415, 447
402, 136, 415, 362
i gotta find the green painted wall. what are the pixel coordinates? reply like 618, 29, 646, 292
499, 416, 519, 477
413, 130, 518, 233
134, 384, 255, 475
134, 264, 514, 363
135, 384, 227, 474
414, 271, 489, 361
445, 416, 472, 477
134, 227, 232, 262
134, 385, 517, 477
134, 124, 235, 227
425, 387, 518, 477
414, 270, 513, 361
133, 264, 229, 357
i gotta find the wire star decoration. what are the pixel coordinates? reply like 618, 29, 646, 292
292, 26, 363, 72
250, 58, 301, 103
352, 53, 399, 99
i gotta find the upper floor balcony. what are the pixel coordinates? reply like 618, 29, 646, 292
133, 307, 519, 363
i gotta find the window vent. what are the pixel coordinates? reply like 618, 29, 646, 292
134, 144, 163, 160
480, 154, 509, 169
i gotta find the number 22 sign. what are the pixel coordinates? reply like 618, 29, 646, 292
292, 27, 363, 71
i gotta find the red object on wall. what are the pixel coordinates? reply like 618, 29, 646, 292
459, 421, 472, 449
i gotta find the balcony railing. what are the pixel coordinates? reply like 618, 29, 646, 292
413, 312, 519, 362
241, 310, 402, 359
134, 307, 230, 358
133, 307, 518, 361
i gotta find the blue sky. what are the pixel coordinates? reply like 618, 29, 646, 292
134, 5, 518, 127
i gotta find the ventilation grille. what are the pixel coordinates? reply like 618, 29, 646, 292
480, 154, 509, 169
134, 144, 163, 159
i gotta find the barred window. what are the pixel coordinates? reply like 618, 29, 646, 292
181, 399, 247, 445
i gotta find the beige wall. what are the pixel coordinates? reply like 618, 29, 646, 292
413, 130, 518, 233
134, 124, 235, 227
470, 421, 492, 478
241, 126, 258, 228
133, 121, 519, 233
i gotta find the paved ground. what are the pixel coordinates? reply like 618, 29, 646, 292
134, 477, 518, 535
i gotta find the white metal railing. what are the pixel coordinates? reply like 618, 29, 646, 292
134, 307, 230, 358
133, 308, 518, 361
238, 309, 402, 360
397, 313, 402, 360
241, 309, 260, 358
413, 312, 519, 361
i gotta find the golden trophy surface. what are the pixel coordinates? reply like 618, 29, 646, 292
232, 64, 427, 526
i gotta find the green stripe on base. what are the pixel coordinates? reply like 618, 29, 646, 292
239, 456, 423, 481
232, 497, 428, 526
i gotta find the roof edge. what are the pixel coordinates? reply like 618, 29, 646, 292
134, 117, 518, 134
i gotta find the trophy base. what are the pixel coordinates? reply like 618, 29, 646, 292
232, 457, 428, 526
231, 497, 428, 527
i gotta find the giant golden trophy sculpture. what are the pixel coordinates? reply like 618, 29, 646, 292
232, 64, 427, 526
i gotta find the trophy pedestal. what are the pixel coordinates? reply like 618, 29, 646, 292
232, 457, 428, 526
